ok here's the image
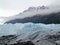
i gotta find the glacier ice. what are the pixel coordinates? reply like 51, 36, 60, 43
0, 23, 60, 36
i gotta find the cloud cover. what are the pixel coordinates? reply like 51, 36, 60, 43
0, 0, 60, 17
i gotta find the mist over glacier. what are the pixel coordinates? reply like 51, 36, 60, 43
0, 23, 60, 37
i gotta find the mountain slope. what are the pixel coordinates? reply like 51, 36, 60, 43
5, 12, 60, 24
4, 6, 60, 24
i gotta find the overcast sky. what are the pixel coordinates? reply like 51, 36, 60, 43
0, 0, 60, 17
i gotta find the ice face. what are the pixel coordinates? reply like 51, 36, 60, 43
0, 23, 60, 36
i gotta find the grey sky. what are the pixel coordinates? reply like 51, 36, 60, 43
0, 0, 60, 17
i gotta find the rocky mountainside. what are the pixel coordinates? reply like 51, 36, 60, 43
4, 6, 60, 24
5, 12, 60, 24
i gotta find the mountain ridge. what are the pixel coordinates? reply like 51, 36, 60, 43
2, 5, 60, 24
5, 12, 60, 24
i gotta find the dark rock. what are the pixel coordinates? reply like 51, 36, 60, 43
12, 41, 34, 45
46, 34, 60, 41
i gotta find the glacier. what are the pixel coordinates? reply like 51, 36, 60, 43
0, 23, 60, 37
